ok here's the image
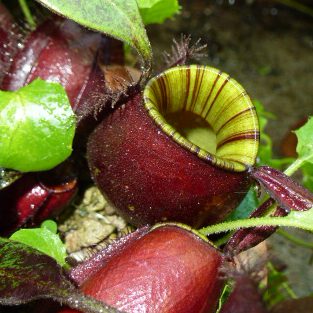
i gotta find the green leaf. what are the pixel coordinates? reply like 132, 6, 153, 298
41, 219, 58, 233
0, 238, 122, 312
227, 188, 259, 221
302, 162, 313, 192
35, 0, 152, 70
10, 220, 67, 267
0, 79, 75, 172
295, 117, 313, 165
284, 116, 313, 176
137, 0, 180, 25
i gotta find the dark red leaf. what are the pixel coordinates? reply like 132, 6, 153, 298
224, 199, 287, 255
251, 166, 313, 212
0, 238, 121, 313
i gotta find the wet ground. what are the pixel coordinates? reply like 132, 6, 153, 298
146, 0, 313, 297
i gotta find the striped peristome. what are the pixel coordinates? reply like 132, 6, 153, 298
143, 65, 260, 172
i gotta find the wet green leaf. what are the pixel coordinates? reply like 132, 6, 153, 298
137, 0, 180, 25
0, 79, 75, 172
302, 162, 313, 192
10, 221, 67, 267
36, 0, 152, 70
41, 219, 58, 233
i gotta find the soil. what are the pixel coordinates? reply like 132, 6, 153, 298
58, 187, 132, 262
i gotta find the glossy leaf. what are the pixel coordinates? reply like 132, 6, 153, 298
10, 220, 67, 267
0, 238, 122, 313
41, 219, 58, 233
137, 0, 180, 25
35, 0, 152, 70
284, 116, 313, 176
0, 79, 75, 172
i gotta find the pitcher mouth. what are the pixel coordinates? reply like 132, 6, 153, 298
143, 65, 260, 172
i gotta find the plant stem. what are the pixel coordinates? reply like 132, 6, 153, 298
282, 281, 298, 299
277, 228, 313, 249
284, 157, 304, 176
199, 215, 312, 237
18, 0, 36, 30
